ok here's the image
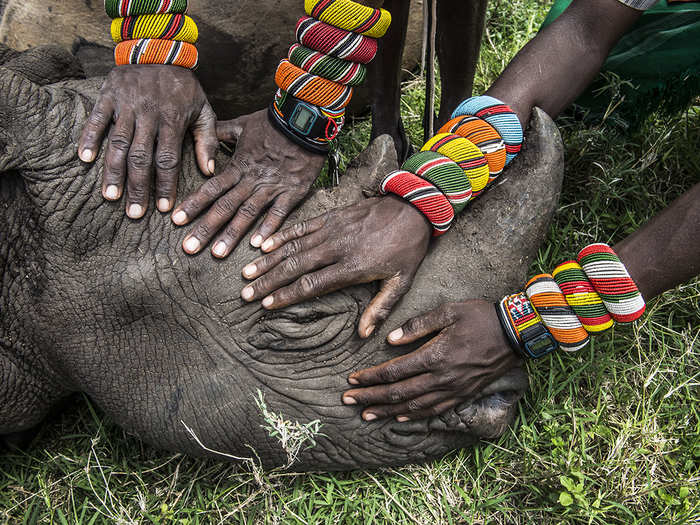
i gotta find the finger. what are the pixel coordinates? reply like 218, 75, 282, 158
210, 193, 272, 258
389, 397, 459, 423
249, 194, 298, 248
78, 96, 114, 163
258, 264, 355, 310
102, 113, 134, 200
181, 182, 251, 255
241, 238, 333, 301
342, 373, 437, 409
361, 392, 453, 422
357, 275, 411, 339
348, 335, 446, 386
124, 117, 158, 219
191, 103, 218, 176
386, 304, 456, 346
154, 122, 185, 212
171, 162, 243, 227
259, 214, 328, 253
242, 229, 326, 280
216, 114, 250, 142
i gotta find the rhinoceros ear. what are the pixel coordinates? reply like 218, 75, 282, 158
0, 45, 87, 174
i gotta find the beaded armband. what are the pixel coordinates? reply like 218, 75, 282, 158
498, 243, 646, 359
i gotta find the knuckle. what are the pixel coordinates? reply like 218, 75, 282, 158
378, 365, 400, 383
109, 133, 132, 153
127, 148, 152, 170
283, 256, 301, 275
203, 177, 224, 197
388, 387, 405, 404
292, 221, 308, 238
155, 150, 179, 171
299, 274, 316, 295
407, 399, 423, 413
403, 317, 423, 336
424, 348, 444, 369
238, 201, 258, 220
268, 205, 289, 219
283, 239, 303, 258
213, 197, 237, 217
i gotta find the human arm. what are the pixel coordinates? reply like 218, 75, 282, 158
486, 0, 644, 126
343, 182, 700, 421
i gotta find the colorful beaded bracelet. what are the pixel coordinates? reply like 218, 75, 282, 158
525, 274, 590, 352
295, 16, 379, 64
111, 13, 198, 44
499, 243, 646, 359
422, 133, 490, 198
105, 0, 188, 19
114, 38, 198, 68
439, 116, 506, 183
288, 44, 367, 86
402, 151, 472, 214
305, 0, 392, 38
380, 170, 454, 236
275, 58, 354, 111
452, 96, 523, 166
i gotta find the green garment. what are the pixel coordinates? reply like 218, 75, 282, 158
541, 0, 700, 125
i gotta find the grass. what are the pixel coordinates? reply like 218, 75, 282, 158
2, 0, 699, 522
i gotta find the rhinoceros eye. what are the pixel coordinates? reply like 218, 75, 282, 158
246, 292, 364, 353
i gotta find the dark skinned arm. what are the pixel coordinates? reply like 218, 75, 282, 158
343, 183, 700, 422
486, 0, 643, 126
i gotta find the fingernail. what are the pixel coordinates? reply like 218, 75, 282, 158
183, 237, 200, 254
157, 198, 171, 212
396, 416, 410, 423
343, 396, 357, 405
208, 159, 215, 175
261, 239, 274, 251
79, 148, 94, 162
213, 242, 227, 257
388, 328, 403, 342
104, 185, 119, 200
243, 264, 257, 278
348, 377, 359, 385
251, 235, 263, 248
365, 325, 375, 338
127, 203, 143, 219
241, 286, 254, 301
262, 296, 274, 308
172, 210, 187, 225
364, 413, 377, 421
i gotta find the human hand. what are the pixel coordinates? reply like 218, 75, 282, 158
172, 109, 326, 256
240, 195, 432, 338
78, 65, 218, 218
342, 300, 521, 421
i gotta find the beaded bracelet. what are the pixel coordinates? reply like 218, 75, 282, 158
499, 243, 646, 358
422, 133, 490, 198
452, 96, 523, 166
275, 59, 354, 111
439, 116, 506, 183
114, 38, 198, 68
295, 16, 379, 64
288, 44, 367, 86
402, 151, 471, 214
105, 0, 188, 18
111, 13, 198, 44
305, 0, 392, 38
380, 170, 454, 236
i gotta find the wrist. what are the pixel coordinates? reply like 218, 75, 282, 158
386, 194, 432, 239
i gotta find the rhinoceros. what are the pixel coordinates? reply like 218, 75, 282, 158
0, 45, 563, 470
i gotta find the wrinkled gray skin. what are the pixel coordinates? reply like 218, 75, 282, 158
0, 46, 564, 470
0, 0, 424, 119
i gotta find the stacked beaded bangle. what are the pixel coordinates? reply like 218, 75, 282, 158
380, 95, 524, 236
270, 0, 391, 154
106, 0, 198, 68
497, 243, 646, 359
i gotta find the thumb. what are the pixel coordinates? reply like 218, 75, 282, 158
191, 102, 218, 176
358, 274, 411, 339
216, 114, 250, 142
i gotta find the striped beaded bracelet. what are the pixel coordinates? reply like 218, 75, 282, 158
402, 151, 471, 214
111, 13, 198, 44
452, 96, 523, 166
305, 0, 392, 38
296, 16, 378, 64
439, 116, 506, 183
288, 43, 367, 86
105, 0, 188, 18
499, 243, 645, 359
114, 38, 198, 68
422, 133, 490, 198
380, 170, 454, 236
275, 58, 354, 111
